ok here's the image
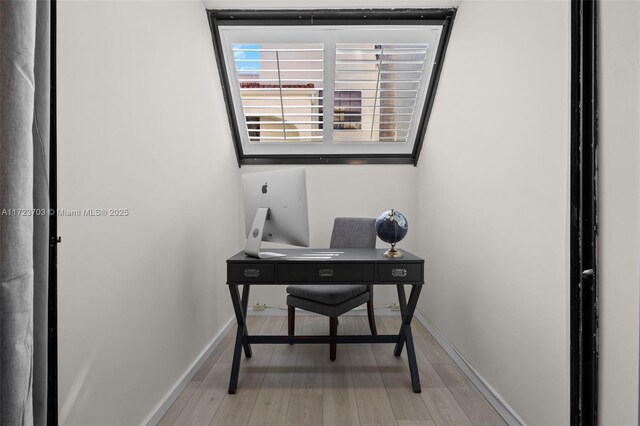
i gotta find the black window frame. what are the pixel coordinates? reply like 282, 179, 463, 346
207, 9, 457, 166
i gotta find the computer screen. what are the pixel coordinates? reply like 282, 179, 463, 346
241, 167, 310, 258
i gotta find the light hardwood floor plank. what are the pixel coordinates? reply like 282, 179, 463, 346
193, 327, 236, 382
290, 316, 324, 396
158, 380, 200, 425
411, 324, 453, 365
322, 335, 360, 426
431, 363, 470, 389
345, 317, 398, 426
421, 388, 472, 426
173, 364, 230, 426
286, 394, 323, 426
431, 364, 505, 426
286, 314, 328, 426
248, 317, 300, 426
397, 420, 436, 426
287, 316, 324, 426
448, 385, 507, 426
208, 348, 272, 426
209, 317, 282, 426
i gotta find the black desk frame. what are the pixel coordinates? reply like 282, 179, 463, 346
226, 249, 424, 394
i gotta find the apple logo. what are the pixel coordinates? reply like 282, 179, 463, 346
262, 183, 268, 194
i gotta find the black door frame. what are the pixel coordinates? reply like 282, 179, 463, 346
48, 0, 59, 424
46, 2, 599, 424
570, 0, 599, 424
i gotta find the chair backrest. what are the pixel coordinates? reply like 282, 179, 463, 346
330, 217, 376, 249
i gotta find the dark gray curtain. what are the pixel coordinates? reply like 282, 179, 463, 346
0, 1, 50, 425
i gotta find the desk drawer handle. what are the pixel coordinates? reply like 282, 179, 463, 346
318, 269, 334, 277
244, 268, 261, 278
392, 268, 408, 278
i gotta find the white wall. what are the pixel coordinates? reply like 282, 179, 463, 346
415, 1, 570, 424
599, 1, 640, 424
57, 1, 242, 424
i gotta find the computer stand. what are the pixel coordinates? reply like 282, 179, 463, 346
244, 207, 286, 259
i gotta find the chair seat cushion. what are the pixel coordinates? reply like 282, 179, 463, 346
287, 292, 370, 318
286, 284, 367, 305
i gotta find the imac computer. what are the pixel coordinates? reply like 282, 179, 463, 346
241, 167, 310, 258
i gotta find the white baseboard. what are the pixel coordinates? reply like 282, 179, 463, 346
142, 316, 235, 426
413, 309, 526, 426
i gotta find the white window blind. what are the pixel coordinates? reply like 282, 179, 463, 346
219, 26, 443, 157
333, 44, 429, 143
233, 44, 324, 143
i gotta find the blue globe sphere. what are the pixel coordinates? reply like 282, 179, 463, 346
375, 210, 408, 244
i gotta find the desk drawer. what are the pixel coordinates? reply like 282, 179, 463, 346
228, 264, 275, 283
279, 263, 375, 283
377, 263, 422, 283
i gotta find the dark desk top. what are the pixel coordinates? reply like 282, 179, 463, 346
227, 248, 423, 263
227, 249, 423, 285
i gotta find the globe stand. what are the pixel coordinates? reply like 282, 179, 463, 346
384, 243, 404, 258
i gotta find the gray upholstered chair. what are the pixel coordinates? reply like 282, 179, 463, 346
286, 217, 377, 361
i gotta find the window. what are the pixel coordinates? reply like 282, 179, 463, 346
208, 9, 456, 165
321, 91, 362, 130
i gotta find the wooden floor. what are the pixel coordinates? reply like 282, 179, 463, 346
158, 315, 506, 426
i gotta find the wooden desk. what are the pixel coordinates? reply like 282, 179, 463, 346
226, 248, 425, 394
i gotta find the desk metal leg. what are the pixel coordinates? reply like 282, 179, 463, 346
394, 284, 422, 393
404, 320, 421, 393
241, 285, 252, 358
228, 284, 251, 394
394, 284, 408, 356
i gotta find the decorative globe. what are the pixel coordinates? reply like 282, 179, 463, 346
375, 210, 408, 257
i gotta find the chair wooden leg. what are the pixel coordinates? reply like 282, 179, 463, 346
329, 317, 338, 361
367, 300, 377, 335
288, 306, 295, 344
